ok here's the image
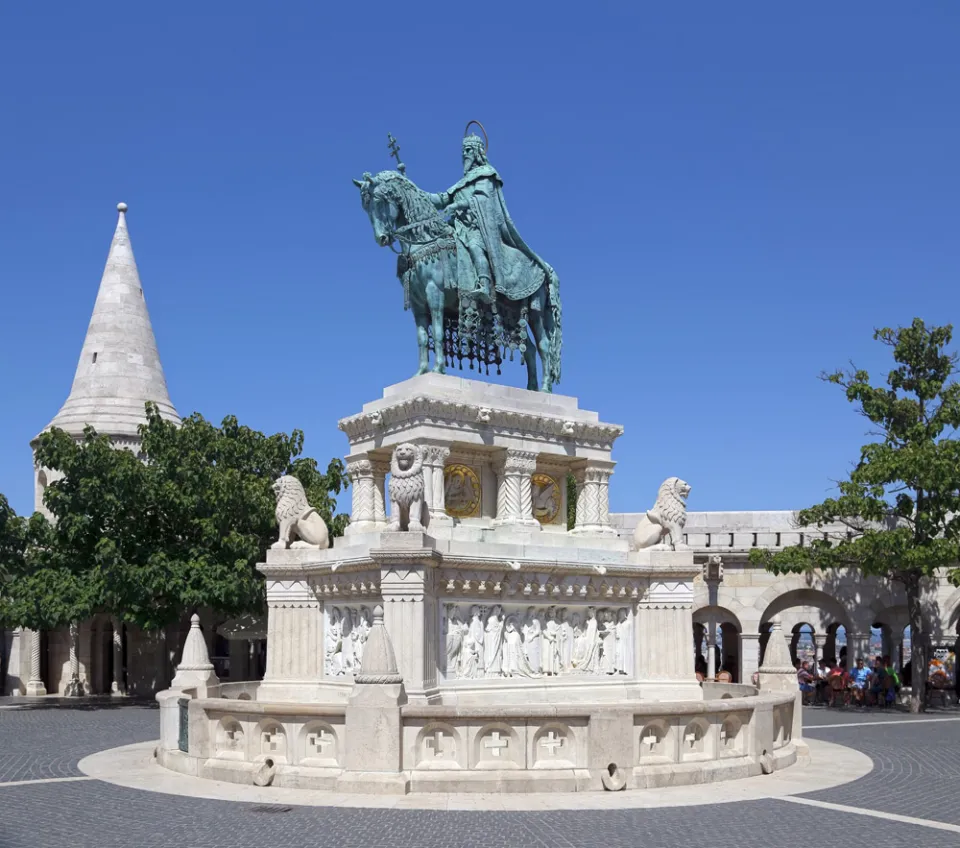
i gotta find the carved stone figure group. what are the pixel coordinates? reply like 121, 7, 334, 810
444, 604, 633, 680
324, 606, 373, 676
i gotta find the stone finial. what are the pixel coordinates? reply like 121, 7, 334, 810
355, 605, 403, 684
759, 615, 795, 674
117, 201, 128, 212
171, 613, 219, 689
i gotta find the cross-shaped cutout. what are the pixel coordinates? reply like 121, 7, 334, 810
307, 729, 334, 756
684, 730, 699, 748
540, 731, 564, 755
262, 731, 280, 751
226, 728, 242, 748
424, 730, 448, 758
642, 731, 658, 750
484, 731, 509, 757
719, 728, 728, 745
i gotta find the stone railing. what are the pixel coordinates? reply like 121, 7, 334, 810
157, 685, 799, 792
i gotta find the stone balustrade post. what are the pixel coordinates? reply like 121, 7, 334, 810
493, 450, 540, 529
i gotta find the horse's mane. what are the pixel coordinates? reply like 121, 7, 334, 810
375, 171, 449, 240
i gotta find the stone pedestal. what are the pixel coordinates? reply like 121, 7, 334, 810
757, 617, 803, 745
258, 578, 322, 701
374, 534, 440, 702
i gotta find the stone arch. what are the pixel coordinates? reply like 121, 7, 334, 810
943, 587, 960, 633
759, 587, 852, 633
693, 606, 743, 682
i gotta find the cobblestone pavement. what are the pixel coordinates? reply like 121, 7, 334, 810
1, 703, 958, 848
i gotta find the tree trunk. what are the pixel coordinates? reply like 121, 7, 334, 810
903, 571, 926, 714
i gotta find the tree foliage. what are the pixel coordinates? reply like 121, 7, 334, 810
0, 493, 27, 604
2, 404, 349, 632
566, 473, 577, 530
749, 319, 960, 712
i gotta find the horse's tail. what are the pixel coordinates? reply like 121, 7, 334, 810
546, 266, 562, 386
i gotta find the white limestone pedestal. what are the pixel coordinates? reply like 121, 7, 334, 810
156, 376, 800, 793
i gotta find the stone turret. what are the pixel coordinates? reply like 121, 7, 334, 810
34, 203, 179, 509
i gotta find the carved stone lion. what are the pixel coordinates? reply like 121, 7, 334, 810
271, 475, 330, 549
387, 443, 425, 531
632, 477, 691, 551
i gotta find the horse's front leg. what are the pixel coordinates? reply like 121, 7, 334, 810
529, 307, 552, 392
522, 332, 539, 391
425, 278, 446, 374
411, 296, 430, 376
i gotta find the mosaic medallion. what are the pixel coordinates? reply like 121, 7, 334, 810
531, 473, 561, 524
444, 464, 481, 518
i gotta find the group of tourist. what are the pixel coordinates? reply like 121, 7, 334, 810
795, 655, 901, 707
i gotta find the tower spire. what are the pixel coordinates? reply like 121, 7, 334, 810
45, 203, 179, 439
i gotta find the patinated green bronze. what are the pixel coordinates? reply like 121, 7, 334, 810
354, 126, 562, 392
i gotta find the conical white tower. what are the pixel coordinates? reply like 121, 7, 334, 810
34, 203, 179, 510
44, 202, 179, 440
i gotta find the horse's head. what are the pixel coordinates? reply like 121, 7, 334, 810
353, 170, 403, 247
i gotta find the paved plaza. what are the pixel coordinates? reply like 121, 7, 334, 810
0, 701, 958, 848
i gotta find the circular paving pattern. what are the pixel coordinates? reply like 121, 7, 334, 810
1, 699, 959, 847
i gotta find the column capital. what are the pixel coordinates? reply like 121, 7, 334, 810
419, 444, 451, 466
345, 455, 374, 478
496, 448, 537, 476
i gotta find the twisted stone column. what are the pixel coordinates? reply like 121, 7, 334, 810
571, 462, 616, 535
25, 629, 46, 696
493, 450, 539, 528
345, 456, 377, 534
65, 621, 84, 697
111, 617, 125, 696
372, 459, 390, 527
420, 445, 452, 527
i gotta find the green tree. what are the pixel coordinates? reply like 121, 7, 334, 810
749, 319, 960, 712
566, 474, 577, 530
4, 404, 348, 634
0, 493, 27, 614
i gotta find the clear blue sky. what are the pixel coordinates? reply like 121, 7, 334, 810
1, 4, 958, 517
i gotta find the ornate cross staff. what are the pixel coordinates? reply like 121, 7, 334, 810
387, 133, 406, 174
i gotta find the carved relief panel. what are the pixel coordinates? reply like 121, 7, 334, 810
441, 602, 634, 681
324, 604, 374, 677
